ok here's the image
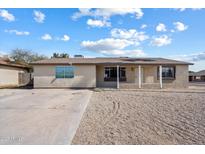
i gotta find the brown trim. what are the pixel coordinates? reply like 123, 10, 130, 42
31, 62, 193, 65
30, 57, 194, 66
0, 63, 31, 70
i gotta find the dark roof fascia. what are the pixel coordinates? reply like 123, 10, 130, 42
0, 62, 31, 69
31, 62, 193, 65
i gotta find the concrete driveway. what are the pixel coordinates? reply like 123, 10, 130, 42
0, 89, 92, 144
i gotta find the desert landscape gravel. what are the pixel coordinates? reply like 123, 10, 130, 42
72, 90, 205, 144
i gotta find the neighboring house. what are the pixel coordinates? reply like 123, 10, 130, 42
0, 57, 31, 88
31, 57, 193, 89
189, 70, 205, 82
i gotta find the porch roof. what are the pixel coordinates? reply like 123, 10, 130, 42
31, 57, 193, 65
0, 57, 31, 69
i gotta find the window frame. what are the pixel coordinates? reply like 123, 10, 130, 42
157, 65, 176, 80
55, 66, 74, 79
104, 66, 126, 81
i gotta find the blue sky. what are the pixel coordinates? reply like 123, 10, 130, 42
0, 8, 205, 71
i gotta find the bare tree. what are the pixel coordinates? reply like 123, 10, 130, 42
10, 48, 48, 63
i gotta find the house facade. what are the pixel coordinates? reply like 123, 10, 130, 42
189, 70, 205, 82
31, 57, 192, 89
0, 57, 31, 88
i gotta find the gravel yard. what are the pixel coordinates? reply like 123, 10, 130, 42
72, 90, 205, 144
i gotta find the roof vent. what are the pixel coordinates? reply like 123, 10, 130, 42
74, 55, 84, 58
120, 56, 129, 58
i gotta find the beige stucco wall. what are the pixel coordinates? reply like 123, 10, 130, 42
142, 65, 158, 83
96, 65, 116, 87
0, 65, 27, 87
96, 64, 189, 89
96, 65, 136, 88
140, 65, 189, 88
33, 65, 96, 88
162, 65, 189, 88
33, 64, 188, 89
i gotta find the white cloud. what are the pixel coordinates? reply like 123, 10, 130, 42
0, 50, 8, 57
171, 51, 205, 62
87, 19, 111, 27
72, 9, 143, 29
0, 9, 15, 22
81, 38, 133, 51
156, 23, 167, 32
41, 34, 52, 40
72, 8, 143, 20
43, 34, 70, 41
81, 38, 145, 57
33, 10, 45, 23
61, 35, 70, 41
100, 49, 146, 57
140, 24, 147, 29
176, 8, 186, 12
111, 28, 149, 45
5, 29, 30, 35
192, 8, 202, 11
173, 22, 188, 31
81, 27, 149, 57
111, 29, 134, 39
151, 35, 172, 47
72, 8, 91, 19
175, 8, 202, 12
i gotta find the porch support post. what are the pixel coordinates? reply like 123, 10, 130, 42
117, 65, 119, 89
159, 65, 163, 89
138, 65, 141, 88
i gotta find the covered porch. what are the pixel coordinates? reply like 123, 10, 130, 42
96, 64, 175, 89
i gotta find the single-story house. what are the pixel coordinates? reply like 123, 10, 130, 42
189, 70, 205, 82
0, 57, 31, 88
31, 57, 193, 89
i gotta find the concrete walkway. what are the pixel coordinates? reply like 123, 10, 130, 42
0, 89, 92, 144
94, 86, 205, 93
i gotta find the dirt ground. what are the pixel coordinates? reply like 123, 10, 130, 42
189, 82, 205, 90
72, 90, 205, 145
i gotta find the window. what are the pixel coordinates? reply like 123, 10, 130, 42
158, 66, 175, 80
56, 66, 74, 78
104, 67, 126, 81
120, 67, 126, 78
